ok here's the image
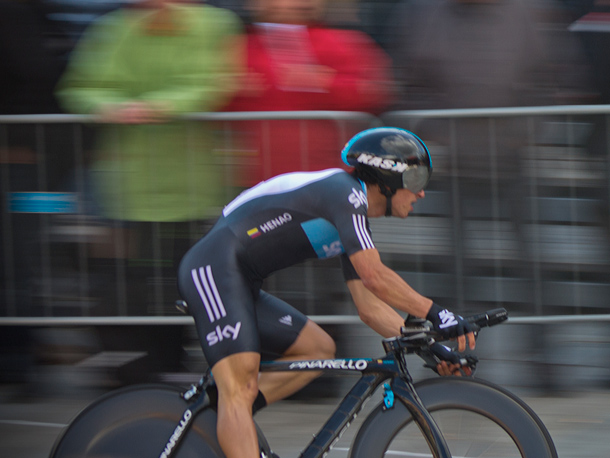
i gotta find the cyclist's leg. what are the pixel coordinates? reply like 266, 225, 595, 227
256, 290, 336, 404
212, 352, 261, 458
260, 320, 336, 404
177, 232, 262, 458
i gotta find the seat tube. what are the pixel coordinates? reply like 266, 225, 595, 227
391, 377, 452, 458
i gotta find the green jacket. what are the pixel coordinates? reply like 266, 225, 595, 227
57, 4, 243, 221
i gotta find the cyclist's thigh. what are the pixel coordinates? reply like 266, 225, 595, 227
255, 290, 308, 361
178, 230, 259, 368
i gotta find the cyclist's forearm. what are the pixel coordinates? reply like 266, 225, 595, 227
363, 266, 432, 319
347, 280, 405, 337
350, 249, 433, 319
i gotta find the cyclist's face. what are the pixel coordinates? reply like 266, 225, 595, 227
392, 188, 425, 218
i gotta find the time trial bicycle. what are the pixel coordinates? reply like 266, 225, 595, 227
48, 305, 557, 458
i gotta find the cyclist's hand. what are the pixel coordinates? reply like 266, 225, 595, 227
426, 303, 476, 352
437, 361, 472, 377
430, 343, 477, 377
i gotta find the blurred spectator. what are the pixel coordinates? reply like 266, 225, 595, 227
224, 0, 394, 187
566, 1, 610, 165
0, 0, 68, 315
386, 0, 594, 180
356, 0, 404, 51
384, 0, 595, 296
385, 0, 559, 190
386, 0, 595, 112
567, 0, 610, 103
0, 0, 68, 388
56, 0, 244, 313
0, 0, 69, 195
0, 0, 65, 115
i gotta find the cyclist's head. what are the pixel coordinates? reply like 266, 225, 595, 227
341, 127, 432, 195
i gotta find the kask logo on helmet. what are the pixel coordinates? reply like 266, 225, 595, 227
356, 153, 409, 173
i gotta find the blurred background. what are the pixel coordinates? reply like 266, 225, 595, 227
2, 0, 610, 423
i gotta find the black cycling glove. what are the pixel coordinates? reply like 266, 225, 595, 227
426, 303, 474, 341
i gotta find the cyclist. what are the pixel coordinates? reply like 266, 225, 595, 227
177, 127, 476, 458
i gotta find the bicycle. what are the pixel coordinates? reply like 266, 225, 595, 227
48, 305, 558, 458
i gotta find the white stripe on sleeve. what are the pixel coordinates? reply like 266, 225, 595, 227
352, 214, 375, 250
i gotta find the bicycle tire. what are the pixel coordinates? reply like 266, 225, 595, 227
349, 377, 558, 458
48, 384, 272, 458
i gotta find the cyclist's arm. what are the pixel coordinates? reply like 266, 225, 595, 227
346, 279, 405, 337
348, 248, 474, 352
348, 248, 433, 319
347, 277, 474, 375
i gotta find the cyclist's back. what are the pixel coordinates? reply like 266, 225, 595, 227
188, 168, 370, 281
177, 167, 369, 367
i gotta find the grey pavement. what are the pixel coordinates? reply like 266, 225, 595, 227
1, 382, 610, 458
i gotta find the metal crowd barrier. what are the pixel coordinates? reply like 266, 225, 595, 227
0, 111, 380, 320
380, 104, 610, 318
2, 107, 610, 323
1, 314, 610, 326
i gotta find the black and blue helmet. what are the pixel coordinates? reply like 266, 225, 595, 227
341, 127, 432, 194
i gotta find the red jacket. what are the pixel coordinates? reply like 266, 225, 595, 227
225, 25, 394, 186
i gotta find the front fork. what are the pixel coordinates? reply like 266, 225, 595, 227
390, 377, 452, 458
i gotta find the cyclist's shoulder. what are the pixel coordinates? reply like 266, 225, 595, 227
308, 168, 360, 189
301, 169, 368, 208
245, 168, 355, 199
222, 169, 352, 217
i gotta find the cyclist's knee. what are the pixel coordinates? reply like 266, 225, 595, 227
221, 380, 259, 408
308, 325, 336, 359
317, 331, 336, 359
288, 320, 336, 360
306, 321, 336, 359
212, 352, 260, 405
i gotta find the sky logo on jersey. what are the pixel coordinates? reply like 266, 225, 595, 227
206, 322, 242, 346
357, 153, 409, 173
301, 219, 344, 259
323, 240, 343, 257
247, 228, 261, 238
348, 187, 367, 209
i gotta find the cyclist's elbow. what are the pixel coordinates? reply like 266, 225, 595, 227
360, 273, 385, 298
357, 307, 377, 328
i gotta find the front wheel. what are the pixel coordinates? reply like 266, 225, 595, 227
349, 377, 557, 458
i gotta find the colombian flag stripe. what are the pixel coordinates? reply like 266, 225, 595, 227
247, 228, 260, 238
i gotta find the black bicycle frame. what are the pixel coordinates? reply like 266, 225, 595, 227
161, 354, 451, 458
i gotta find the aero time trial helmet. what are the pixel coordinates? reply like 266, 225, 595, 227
341, 127, 432, 194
